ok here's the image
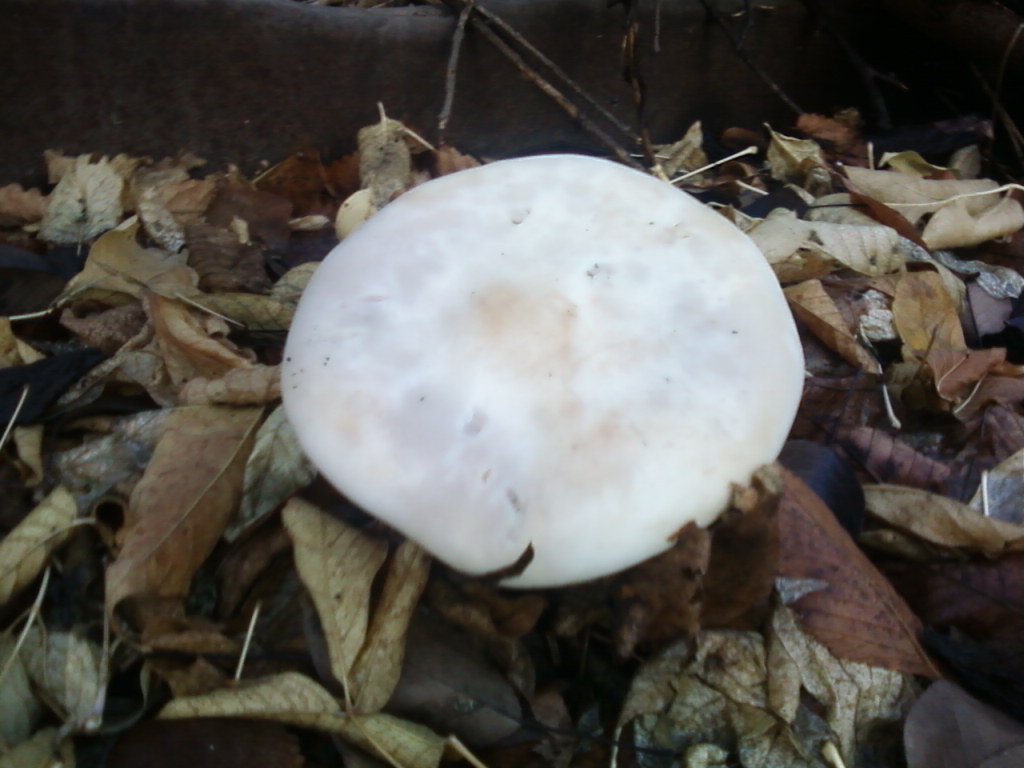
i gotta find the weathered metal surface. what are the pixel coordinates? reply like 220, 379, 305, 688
0, 0, 870, 184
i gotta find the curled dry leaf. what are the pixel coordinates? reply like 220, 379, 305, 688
970, 446, 1024, 524
0, 727, 75, 768
864, 484, 1024, 556
785, 279, 881, 372
749, 208, 903, 280
105, 405, 261, 619
653, 120, 709, 179
159, 672, 446, 768
0, 486, 76, 606
765, 125, 827, 185
189, 292, 295, 332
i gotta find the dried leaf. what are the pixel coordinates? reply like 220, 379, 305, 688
282, 498, 388, 695
653, 121, 709, 178
40, 155, 135, 244
779, 469, 939, 676
843, 167, 1003, 225
159, 672, 445, 768
357, 114, 412, 209
765, 125, 827, 184
785, 279, 880, 372
970, 446, 1024, 524
0, 727, 74, 768
21, 626, 105, 731
864, 484, 1024, 556
105, 405, 261, 617
189, 292, 295, 332
230, 405, 315, 540
923, 195, 1024, 249
0, 486, 77, 606
58, 220, 194, 306
349, 540, 431, 712
893, 270, 964, 352
179, 364, 280, 406
0, 184, 47, 227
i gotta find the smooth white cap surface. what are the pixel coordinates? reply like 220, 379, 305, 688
283, 154, 803, 587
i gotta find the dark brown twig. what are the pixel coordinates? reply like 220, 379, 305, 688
437, 0, 475, 141
437, 0, 644, 168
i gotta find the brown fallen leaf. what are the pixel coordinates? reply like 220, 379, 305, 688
179, 364, 281, 406
778, 469, 939, 677
839, 425, 951, 492
184, 220, 273, 295
105, 405, 261, 621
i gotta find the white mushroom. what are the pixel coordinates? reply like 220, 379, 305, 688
282, 154, 803, 588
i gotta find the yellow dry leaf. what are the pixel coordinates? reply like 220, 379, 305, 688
349, 540, 430, 712
864, 484, 1024, 555
105, 405, 261, 616
13, 426, 44, 486
159, 672, 445, 768
879, 150, 952, 178
282, 498, 388, 694
0, 486, 77, 606
784, 279, 880, 372
272, 263, 318, 306
892, 270, 964, 352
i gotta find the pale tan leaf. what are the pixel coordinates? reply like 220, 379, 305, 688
350, 540, 431, 712
159, 672, 445, 768
843, 166, 1005, 225
0, 486, 77, 606
922, 195, 1024, 249
21, 627, 104, 731
271, 263, 318, 306
132, 166, 217, 252
105, 405, 261, 615
13, 425, 44, 486
229, 405, 315, 541
865, 484, 1024, 555
282, 498, 388, 690
879, 150, 952, 178
653, 120, 708, 178
39, 155, 134, 244
784, 279, 880, 372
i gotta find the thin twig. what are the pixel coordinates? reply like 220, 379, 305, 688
461, 0, 641, 146
699, 0, 804, 116
438, 0, 475, 140
455, 9, 644, 169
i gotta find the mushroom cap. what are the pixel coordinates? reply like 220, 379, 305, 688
283, 154, 803, 588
